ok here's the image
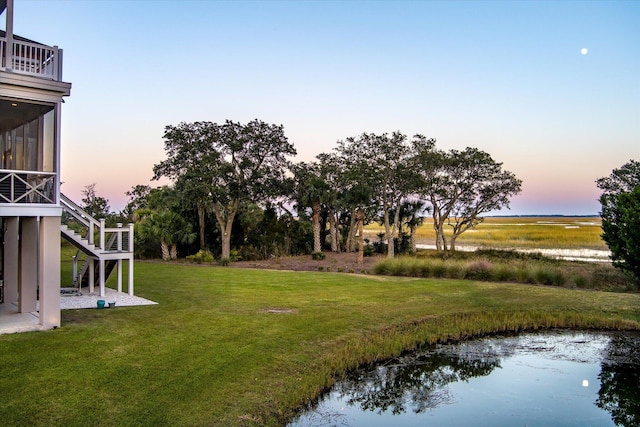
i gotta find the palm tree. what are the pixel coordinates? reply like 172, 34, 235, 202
292, 161, 330, 254
136, 209, 196, 260
402, 200, 429, 253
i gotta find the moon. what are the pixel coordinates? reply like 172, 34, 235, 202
581, 48, 588, 55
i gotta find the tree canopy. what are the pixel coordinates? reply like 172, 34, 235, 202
153, 119, 296, 259
90, 120, 528, 262
597, 160, 640, 282
417, 147, 522, 252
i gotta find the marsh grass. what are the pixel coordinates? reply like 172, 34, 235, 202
365, 216, 607, 250
373, 250, 633, 291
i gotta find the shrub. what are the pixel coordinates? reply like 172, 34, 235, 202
363, 244, 375, 257
229, 249, 242, 262
373, 260, 392, 275
218, 257, 230, 266
446, 263, 466, 280
419, 262, 431, 278
431, 261, 447, 278
238, 246, 263, 261
573, 275, 589, 288
533, 267, 566, 286
493, 264, 515, 282
312, 252, 326, 261
465, 260, 493, 281
186, 250, 214, 264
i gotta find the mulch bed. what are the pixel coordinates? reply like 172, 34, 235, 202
230, 251, 383, 274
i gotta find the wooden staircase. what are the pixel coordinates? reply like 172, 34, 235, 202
59, 194, 134, 297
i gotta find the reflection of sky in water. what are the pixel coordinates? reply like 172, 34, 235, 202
289, 331, 632, 427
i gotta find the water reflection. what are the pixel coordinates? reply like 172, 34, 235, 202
290, 331, 640, 427
597, 334, 640, 427
334, 344, 503, 415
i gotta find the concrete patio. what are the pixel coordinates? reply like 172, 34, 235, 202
0, 288, 157, 335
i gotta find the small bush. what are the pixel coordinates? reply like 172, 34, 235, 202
465, 260, 493, 281
373, 260, 392, 275
419, 262, 431, 278
363, 244, 375, 257
218, 257, 230, 267
574, 275, 589, 288
312, 252, 326, 261
186, 250, 214, 264
431, 262, 447, 278
493, 264, 515, 282
533, 267, 566, 286
229, 249, 242, 262
447, 263, 466, 279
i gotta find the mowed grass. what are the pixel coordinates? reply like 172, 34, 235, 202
365, 216, 607, 250
1, 260, 639, 426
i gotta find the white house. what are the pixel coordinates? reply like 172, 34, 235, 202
0, 0, 71, 330
0, 1, 135, 334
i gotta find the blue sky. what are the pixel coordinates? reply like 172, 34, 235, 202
12, 0, 640, 214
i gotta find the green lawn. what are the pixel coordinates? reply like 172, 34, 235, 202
1, 261, 639, 426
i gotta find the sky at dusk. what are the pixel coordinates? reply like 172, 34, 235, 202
12, 0, 640, 215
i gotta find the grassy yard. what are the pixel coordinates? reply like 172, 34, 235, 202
1, 260, 639, 426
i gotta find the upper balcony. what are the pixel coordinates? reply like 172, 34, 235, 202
0, 31, 62, 81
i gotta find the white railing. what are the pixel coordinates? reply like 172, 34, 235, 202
60, 194, 134, 253
103, 223, 135, 253
60, 193, 101, 245
0, 169, 57, 204
0, 37, 61, 80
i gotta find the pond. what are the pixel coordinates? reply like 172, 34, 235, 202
288, 330, 640, 427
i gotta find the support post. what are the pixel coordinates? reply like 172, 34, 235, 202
128, 256, 134, 296
4, 217, 19, 305
117, 259, 122, 293
88, 259, 95, 294
99, 258, 105, 297
19, 218, 38, 313
39, 216, 61, 329
99, 219, 105, 251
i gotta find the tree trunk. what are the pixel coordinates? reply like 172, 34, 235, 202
320, 210, 328, 250
357, 208, 364, 264
346, 208, 357, 252
432, 207, 444, 251
160, 240, 170, 261
328, 211, 340, 253
170, 244, 178, 260
410, 225, 417, 253
383, 208, 394, 258
312, 201, 321, 253
197, 203, 206, 250
212, 199, 239, 261
221, 224, 232, 259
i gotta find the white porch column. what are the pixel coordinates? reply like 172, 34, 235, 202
39, 216, 61, 329
3, 217, 19, 305
117, 259, 122, 293
88, 259, 95, 294
19, 218, 38, 313
128, 256, 134, 296
99, 258, 105, 297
